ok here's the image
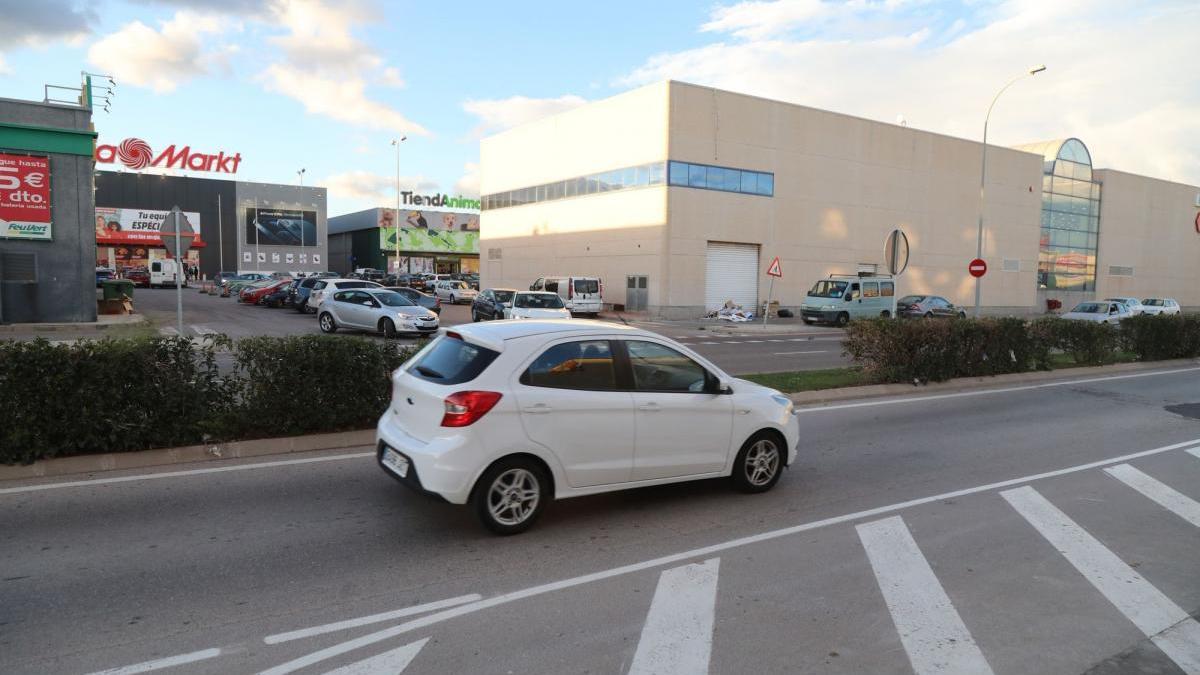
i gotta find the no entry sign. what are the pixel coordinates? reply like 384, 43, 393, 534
968, 258, 988, 278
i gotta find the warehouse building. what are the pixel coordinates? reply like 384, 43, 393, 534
479, 81, 1200, 317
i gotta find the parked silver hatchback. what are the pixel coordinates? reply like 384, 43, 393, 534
318, 289, 438, 338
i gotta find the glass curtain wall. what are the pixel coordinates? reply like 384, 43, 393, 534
1028, 139, 1101, 291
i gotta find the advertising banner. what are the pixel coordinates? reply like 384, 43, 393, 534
95, 207, 205, 247
0, 153, 52, 240
376, 207, 479, 255
246, 208, 317, 246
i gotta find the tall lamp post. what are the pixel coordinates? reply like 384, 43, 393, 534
390, 136, 407, 275
297, 168, 306, 186
973, 64, 1046, 317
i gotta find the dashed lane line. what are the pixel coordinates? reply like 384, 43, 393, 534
87, 648, 223, 675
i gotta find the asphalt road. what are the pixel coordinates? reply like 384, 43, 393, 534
3, 365, 1199, 674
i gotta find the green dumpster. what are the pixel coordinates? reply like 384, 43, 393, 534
101, 279, 135, 300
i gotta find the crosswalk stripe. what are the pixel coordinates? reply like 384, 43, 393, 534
628, 558, 720, 675
1002, 486, 1200, 673
319, 638, 427, 675
1188, 447, 1200, 461
1103, 464, 1200, 527
857, 516, 994, 675
159, 326, 179, 336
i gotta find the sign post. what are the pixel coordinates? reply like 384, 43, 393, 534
159, 206, 196, 336
883, 229, 910, 319
764, 256, 783, 326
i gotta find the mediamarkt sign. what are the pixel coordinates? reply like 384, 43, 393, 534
95, 137, 242, 174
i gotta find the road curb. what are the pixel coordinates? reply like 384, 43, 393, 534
788, 359, 1200, 406
0, 429, 376, 481
0, 314, 148, 333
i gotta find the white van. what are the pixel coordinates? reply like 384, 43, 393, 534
530, 276, 603, 316
150, 259, 188, 288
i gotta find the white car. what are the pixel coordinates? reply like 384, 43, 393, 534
318, 289, 438, 338
1061, 300, 1132, 324
375, 321, 800, 534
505, 291, 571, 320
308, 278, 382, 311
1103, 297, 1145, 315
1140, 298, 1181, 316
434, 280, 478, 304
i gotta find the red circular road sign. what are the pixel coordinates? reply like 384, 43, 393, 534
968, 258, 988, 278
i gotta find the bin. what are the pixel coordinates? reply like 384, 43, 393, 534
101, 279, 135, 300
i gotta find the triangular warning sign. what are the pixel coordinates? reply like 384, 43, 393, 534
766, 256, 783, 277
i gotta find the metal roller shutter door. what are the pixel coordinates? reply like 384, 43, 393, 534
705, 242, 759, 311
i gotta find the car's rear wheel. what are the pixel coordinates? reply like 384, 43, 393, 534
731, 432, 784, 494
835, 312, 849, 327
319, 312, 337, 333
381, 318, 397, 339
472, 458, 549, 535
471, 309, 480, 322
880, 310, 891, 319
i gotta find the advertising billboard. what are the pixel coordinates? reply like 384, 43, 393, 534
246, 208, 318, 246
95, 207, 204, 246
375, 208, 479, 254
0, 153, 52, 240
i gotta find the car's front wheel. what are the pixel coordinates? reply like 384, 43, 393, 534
318, 312, 337, 333
472, 458, 549, 535
471, 309, 480, 322
381, 318, 397, 339
731, 432, 784, 493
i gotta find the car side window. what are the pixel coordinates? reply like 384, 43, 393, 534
545, 280, 559, 293
625, 340, 710, 393
521, 340, 616, 390
846, 283, 860, 301
333, 290, 354, 303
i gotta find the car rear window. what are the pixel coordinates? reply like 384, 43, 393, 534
573, 279, 599, 294
408, 335, 500, 385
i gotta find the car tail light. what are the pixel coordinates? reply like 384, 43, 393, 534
568, 283, 574, 299
441, 391, 502, 427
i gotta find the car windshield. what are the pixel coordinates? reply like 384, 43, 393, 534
1071, 303, 1105, 314
448, 281, 467, 289
809, 280, 849, 298
1142, 299, 1163, 306
898, 295, 925, 304
515, 293, 565, 309
373, 291, 417, 308
494, 291, 515, 303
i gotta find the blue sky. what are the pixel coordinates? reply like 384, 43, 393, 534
3, 1, 1197, 215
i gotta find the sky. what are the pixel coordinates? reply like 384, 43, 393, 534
2, 0, 1197, 216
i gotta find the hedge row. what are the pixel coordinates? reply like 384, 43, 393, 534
0, 335, 418, 465
844, 314, 1200, 384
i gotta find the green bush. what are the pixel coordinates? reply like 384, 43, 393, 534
1029, 317, 1119, 366
1119, 314, 1200, 361
0, 335, 419, 465
843, 317, 1036, 383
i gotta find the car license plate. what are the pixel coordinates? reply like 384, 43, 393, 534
382, 448, 409, 478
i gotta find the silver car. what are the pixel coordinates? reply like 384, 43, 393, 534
318, 289, 439, 338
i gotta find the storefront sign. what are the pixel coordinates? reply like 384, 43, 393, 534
246, 208, 317, 246
376, 208, 479, 255
96, 207, 204, 247
0, 153, 52, 240
401, 192, 480, 211
95, 137, 242, 174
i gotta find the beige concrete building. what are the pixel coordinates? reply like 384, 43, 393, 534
480, 81, 1200, 318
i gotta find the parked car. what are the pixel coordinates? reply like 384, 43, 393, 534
308, 278, 383, 311
434, 279, 478, 304
506, 291, 571, 320
238, 279, 284, 304
263, 281, 295, 308
1061, 300, 1132, 324
95, 267, 115, 287
214, 271, 240, 287
800, 274, 897, 325
226, 273, 270, 294
896, 295, 966, 319
530, 276, 603, 316
318, 289, 439, 338
124, 268, 151, 287
453, 272, 480, 290
472, 288, 517, 321
382, 273, 416, 287
1141, 298, 1181, 316
291, 276, 323, 313
1103, 297, 1146, 315
383, 286, 441, 314
149, 259, 188, 288
375, 321, 799, 533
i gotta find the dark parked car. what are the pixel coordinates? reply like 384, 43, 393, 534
96, 268, 115, 287
897, 295, 966, 319
291, 276, 326, 313
382, 273, 417, 287
471, 288, 517, 321
214, 271, 240, 287
383, 286, 441, 315
453, 272, 480, 290
264, 282, 294, 308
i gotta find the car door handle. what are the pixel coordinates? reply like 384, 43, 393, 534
638, 403, 661, 412
523, 404, 552, 414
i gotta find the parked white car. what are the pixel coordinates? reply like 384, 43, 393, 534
1061, 301, 1132, 324
434, 279, 478, 304
318, 289, 438, 338
308, 278, 382, 311
505, 292, 571, 320
1103, 297, 1145, 315
530, 276, 603, 316
376, 321, 799, 533
1140, 298, 1181, 316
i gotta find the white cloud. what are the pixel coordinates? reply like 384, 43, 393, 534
323, 170, 439, 206
261, 64, 428, 135
453, 162, 480, 198
0, 55, 9, 76
87, 11, 232, 93
462, 95, 588, 137
620, 0, 1200, 185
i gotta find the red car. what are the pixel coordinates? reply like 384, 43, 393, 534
124, 269, 151, 287
240, 279, 291, 305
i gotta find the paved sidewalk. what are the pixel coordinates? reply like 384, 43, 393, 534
0, 313, 148, 334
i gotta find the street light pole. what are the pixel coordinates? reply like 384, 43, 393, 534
297, 168, 305, 186
973, 64, 1046, 317
391, 136, 406, 275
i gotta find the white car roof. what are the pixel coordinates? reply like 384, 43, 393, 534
451, 319, 644, 351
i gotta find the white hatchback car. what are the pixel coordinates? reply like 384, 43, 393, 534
318, 289, 438, 337
1140, 298, 1181, 316
376, 321, 799, 534
1103, 297, 1145, 315
308, 278, 382, 311
505, 291, 571, 320
434, 279, 477, 304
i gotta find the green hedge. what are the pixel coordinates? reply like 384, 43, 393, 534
0, 335, 418, 465
1119, 314, 1200, 360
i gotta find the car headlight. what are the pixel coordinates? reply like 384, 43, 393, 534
396, 312, 413, 319
770, 394, 794, 414
822, 304, 837, 311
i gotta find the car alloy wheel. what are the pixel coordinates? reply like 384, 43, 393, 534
319, 313, 337, 333
486, 468, 540, 527
382, 318, 397, 339
744, 439, 780, 487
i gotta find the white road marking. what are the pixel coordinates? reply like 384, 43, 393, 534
159, 326, 179, 336
320, 638, 428, 675
264, 594, 483, 644
255, 437, 1200, 675
766, 339, 786, 342
743, 339, 764, 343
1104, 464, 1200, 527
190, 324, 217, 336
794, 366, 1200, 414
773, 350, 829, 355
857, 516, 994, 675
698, 341, 719, 345
628, 558, 720, 675
87, 648, 222, 675
0, 452, 374, 495
1002, 486, 1200, 673
723, 340, 742, 344
1188, 447, 1200, 461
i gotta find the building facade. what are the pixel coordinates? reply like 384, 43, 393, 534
480, 81, 1200, 317
327, 205, 480, 276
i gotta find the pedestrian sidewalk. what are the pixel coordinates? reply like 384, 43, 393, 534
0, 313, 147, 334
